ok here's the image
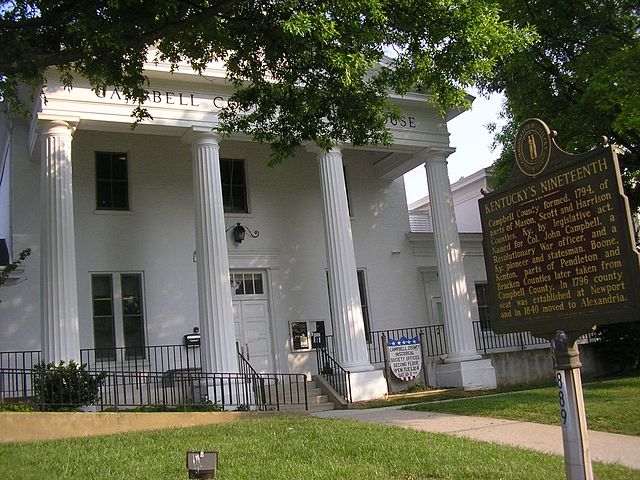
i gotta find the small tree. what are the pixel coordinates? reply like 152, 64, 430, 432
32, 360, 107, 410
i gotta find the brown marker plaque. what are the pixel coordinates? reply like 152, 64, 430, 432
479, 119, 640, 335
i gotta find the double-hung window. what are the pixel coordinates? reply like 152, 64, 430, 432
91, 273, 146, 361
96, 152, 129, 210
475, 283, 491, 330
326, 269, 372, 342
220, 158, 248, 213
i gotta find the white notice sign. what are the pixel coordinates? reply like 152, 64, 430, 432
388, 336, 422, 382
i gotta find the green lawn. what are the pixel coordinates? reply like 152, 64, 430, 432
0, 416, 637, 479
407, 377, 640, 436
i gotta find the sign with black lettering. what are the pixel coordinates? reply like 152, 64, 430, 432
388, 336, 422, 381
479, 118, 640, 335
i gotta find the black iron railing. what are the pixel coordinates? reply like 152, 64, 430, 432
471, 321, 598, 354
80, 344, 201, 376
315, 347, 351, 403
1, 344, 309, 411
0, 350, 41, 400
367, 325, 447, 364
472, 321, 549, 353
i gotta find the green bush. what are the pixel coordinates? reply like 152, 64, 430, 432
32, 361, 107, 410
593, 322, 640, 372
0, 402, 37, 412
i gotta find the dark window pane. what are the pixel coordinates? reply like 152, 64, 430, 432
231, 160, 245, 184
254, 274, 264, 294
111, 182, 129, 210
112, 156, 128, 180
244, 273, 254, 294
121, 274, 145, 357
357, 270, 371, 341
121, 274, 141, 315
96, 181, 112, 208
475, 283, 491, 330
220, 160, 231, 181
95, 153, 111, 179
230, 188, 247, 212
92, 274, 115, 360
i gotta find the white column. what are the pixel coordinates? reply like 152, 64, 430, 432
39, 120, 80, 363
424, 151, 481, 363
186, 130, 238, 374
317, 146, 372, 372
314, 145, 387, 401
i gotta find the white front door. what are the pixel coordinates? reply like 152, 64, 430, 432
230, 271, 274, 373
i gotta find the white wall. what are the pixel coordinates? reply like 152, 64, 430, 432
0, 118, 41, 352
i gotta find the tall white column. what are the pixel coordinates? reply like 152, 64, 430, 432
317, 146, 372, 372
424, 151, 481, 363
314, 145, 387, 401
39, 120, 80, 363
424, 150, 496, 390
186, 130, 238, 374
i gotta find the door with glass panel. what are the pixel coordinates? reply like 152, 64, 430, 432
91, 272, 146, 361
230, 271, 274, 373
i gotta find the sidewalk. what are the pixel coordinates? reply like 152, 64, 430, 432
312, 406, 640, 471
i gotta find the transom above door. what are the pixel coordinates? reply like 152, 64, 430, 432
230, 271, 267, 299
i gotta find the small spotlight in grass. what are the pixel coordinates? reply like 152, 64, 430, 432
186, 451, 217, 478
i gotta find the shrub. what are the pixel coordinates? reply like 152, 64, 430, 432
32, 360, 107, 410
593, 322, 640, 373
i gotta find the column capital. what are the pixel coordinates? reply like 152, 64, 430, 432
182, 128, 222, 147
37, 118, 78, 136
415, 147, 456, 164
304, 142, 343, 157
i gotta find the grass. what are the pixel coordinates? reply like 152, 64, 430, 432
0, 416, 637, 479
406, 376, 640, 436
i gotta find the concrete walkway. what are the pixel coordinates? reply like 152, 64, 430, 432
312, 406, 640, 471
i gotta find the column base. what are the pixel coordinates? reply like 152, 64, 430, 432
435, 359, 497, 390
350, 369, 388, 402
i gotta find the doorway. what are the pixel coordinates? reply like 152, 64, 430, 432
230, 271, 274, 373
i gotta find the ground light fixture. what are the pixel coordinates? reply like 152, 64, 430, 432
186, 451, 217, 478
226, 222, 259, 244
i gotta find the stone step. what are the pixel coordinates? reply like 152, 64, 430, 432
265, 380, 336, 411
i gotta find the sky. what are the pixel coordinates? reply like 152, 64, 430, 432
403, 90, 506, 205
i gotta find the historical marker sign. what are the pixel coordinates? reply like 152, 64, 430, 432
387, 336, 422, 382
479, 119, 640, 336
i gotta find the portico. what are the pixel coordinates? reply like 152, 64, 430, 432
2, 61, 497, 403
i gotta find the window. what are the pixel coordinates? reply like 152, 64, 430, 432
230, 272, 264, 296
356, 270, 371, 340
91, 273, 146, 361
343, 166, 353, 216
326, 269, 371, 342
475, 283, 491, 330
220, 158, 248, 213
290, 320, 326, 351
96, 152, 129, 210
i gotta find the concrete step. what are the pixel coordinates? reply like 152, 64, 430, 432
266, 380, 336, 412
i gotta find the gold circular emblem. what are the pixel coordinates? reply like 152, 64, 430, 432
515, 119, 551, 177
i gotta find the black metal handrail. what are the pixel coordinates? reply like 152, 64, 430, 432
237, 349, 267, 410
315, 347, 351, 403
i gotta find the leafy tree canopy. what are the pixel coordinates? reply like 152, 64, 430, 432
484, 0, 640, 207
0, 0, 533, 163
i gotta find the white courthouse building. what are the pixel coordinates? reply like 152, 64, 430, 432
0, 58, 497, 404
